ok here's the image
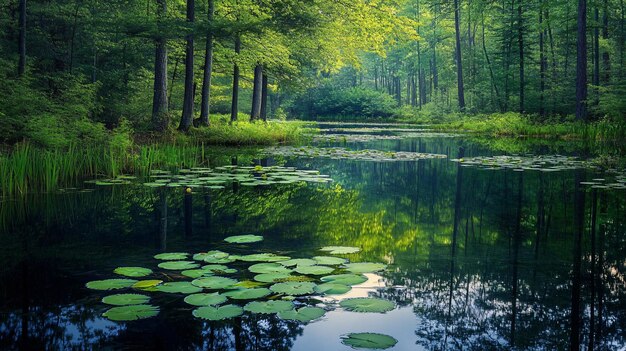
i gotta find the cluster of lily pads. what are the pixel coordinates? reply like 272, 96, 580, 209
89, 166, 332, 189
451, 155, 592, 172
324, 127, 428, 133
313, 132, 459, 143
86, 235, 398, 349
580, 174, 626, 191
266, 146, 447, 162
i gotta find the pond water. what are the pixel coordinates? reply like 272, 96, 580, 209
0, 124, 625, 350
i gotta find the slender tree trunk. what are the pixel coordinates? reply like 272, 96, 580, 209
539, 1, 546, 116
18, 0, 26, 76
151, 0, 169, 132
260, 74, 268, 121
179, 0, 195, 131
230, 35, 241, 122
250, 64, 263, 121
482, 13, 501, 111
602, 0, 609, 83
69, 1, 81, 74
575, 0, 588, 121
168, 56, 180, 107
198, 0, 215, 126
453, 0, 465, 110
518, 0, 525, 113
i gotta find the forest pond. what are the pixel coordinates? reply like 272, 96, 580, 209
1, 123, 625, 350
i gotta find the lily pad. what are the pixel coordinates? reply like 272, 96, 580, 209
314, 283, 351, 295
341, 333, 398, 350
244, 300, 294, 314
321, 274, 368, 286
154, 252, 188, 260
277, 307, 326, 323
234, 253, 291, 262
339, 298, 395, 313
320, 246, 361, 255
202, 264, 237, 274
113, 267, 153, 278
294, 265, 335, 275
184, 293, 227, 306
86, 279, 138, 291
249, 263, 292, 274
224, 235, 264, 244
158, 261, 200, 270
270, 282, 317, 296
193, 251, 229, 262
343, 262, 387, 273
192, 276, 237, 289
132, 280, 163, 289
279, 259, 317, 267
313, 256, 348, 265
156, 282, 203, 294
102, 294, 150, 306
222, 288, 272, 300
253, 273, 293, 283
103, 304, 159, 321
192, 305, 243, 320
181, 269, 213, 279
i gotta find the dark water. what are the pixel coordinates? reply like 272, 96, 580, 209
1, 125, 625, 351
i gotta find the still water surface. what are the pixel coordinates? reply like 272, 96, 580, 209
0, 124, 624, 350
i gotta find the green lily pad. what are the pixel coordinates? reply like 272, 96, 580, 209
184, 293, 227, 306
102, 294, 150, 306
192, 305, 243, 320
277, 307, 326, 323
86, 279, 138, 291
320, 246, 361, 254
154, 252, 189, 260
192, 276, 237, 289
294, 265, 334, 276
341, 333, 398, 349
249, 263, 292, 274
321, 274, 368, 286
270, 282, 317, 296
222, 288, 272, 300
132, 280, 163, 289
244, 300, 294, 314
113, 267, 153, 278
103, 305, 159, 321
314, 283, 352, 295
224, 235, 264, 244
234, 253, 291, 262
201, 264, 237, 274
279, 259, 317, 267
181, 269, 213, 279
253, 273, 293, 283
156, 281, 203, 294
193, 251, 229, 261
343, 262, 387, 273
158, 261, 200, 270
313, 256, 348, 265
339, 298, 395, 313
233, 280, 266, 289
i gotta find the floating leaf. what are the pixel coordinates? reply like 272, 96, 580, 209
341, 333, 398, 349
320, 246, 361, 255
321, 274, 368, 286
193, 251, 229, 261
102, 294, 150, 306
86, 279, 137, 291
339, 298, 395, 313
202, 265, 237, 274
132, 280, 163, 289
343, 262, 387, 273
181, 269, 213, 279
222, 288, 271, 300
154, 252, 189, 260
184, 293, 227, 306
234, 253, 291, 262
244, 300, 293, 314
294, 265, 335, 275
158, 261, 200, 270
253, 273, 292, 283
279, 259, 317, 267
270, 282, 316, 296
193, 305, 243, 320
249, 263, 292, 274
313, 256, 348, 265
103, 305, 159, 321
114, 267, 153, 278
314, 283, 351, 295
192, 276, 237, 289
156, 282, 203, 294
278, 307, 325, 323
233, 280, 266, 289
224, 235, 264, 244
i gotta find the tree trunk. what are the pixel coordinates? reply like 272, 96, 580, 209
453, 0, 466, 110
260, 73, 268, 121
518, 0, 525, 113
151, 0, 169, 132
482, 13, 501, 111
18, 0, 26, 76
230, 36, 241, 123
250, 64, 263, 121
575, 0, 588, 121
539, 2, 546, 116
179, 0, 195, 132
198, 0, 214, 126
593, 7, 600, 106
602, 0, 609, 83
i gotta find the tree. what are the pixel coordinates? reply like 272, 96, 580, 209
179, 0, 195, 132
18, 0, 26, 76
453, 0, 465, 110
575, 0, 587, 121
198, 0, 215, 127
230, 35, 241, 123
151, 0, 169, 132
250, 64, 263, 121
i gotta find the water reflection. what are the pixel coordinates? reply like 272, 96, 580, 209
0, 135, 625, 350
